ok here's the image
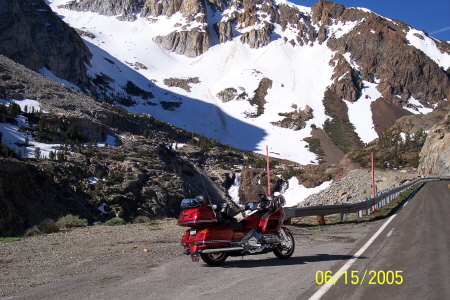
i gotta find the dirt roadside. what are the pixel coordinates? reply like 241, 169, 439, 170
0, 219, 185, 298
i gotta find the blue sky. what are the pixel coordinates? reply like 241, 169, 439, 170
291, 0, 450, 41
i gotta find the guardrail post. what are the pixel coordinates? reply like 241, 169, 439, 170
366, 207, 371, 215
340, 213, 345, 222
358, 210, 363, 218
316, 215, 325, 225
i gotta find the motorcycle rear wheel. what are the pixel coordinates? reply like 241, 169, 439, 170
200, 252, 228, 266
273, 230, 295, 259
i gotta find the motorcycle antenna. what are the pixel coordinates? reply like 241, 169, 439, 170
198, 167, 218, 219
266, 145, 271, 196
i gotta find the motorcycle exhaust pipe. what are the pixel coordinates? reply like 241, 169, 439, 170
201, 247, 244, 254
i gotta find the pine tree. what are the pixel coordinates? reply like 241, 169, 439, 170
34, 147, 41, 160
38, 120, 46, 133
49, 151, 55, 160
57, 150, 64, 161
24, 135, 29, 146
8, 102, 21, 117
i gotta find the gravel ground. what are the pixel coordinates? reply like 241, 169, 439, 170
0, 219, 185, 298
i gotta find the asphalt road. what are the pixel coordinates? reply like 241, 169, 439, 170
316, 180, 450, 300
4, 181, 449, 300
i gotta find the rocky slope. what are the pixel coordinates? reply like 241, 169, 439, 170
62, 0, 145, 21
0, 54, 252, 236
418, 110, 450, 176
0, 0, 92, 88
347, 104, 450, 170
300, 169, 417, 207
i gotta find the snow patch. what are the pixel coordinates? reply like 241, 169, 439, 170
97, 135, 117, 147
171, 143, 186, 150
329, 20, 361, 39
228, 172, 244, 208
404, 96, 433, 115
275, 0, 311, 14
1, 98, 41, 112
344, 80, 381, 143
12, 99, 41, 113
0, 120, 61, 158
283, 177, 332, 207
399, 132, 406, 142
406, 29, 450, 69
98, 203, 106, 214
39, 67, 81, 91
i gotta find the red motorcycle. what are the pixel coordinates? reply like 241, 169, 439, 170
178, 194, 295, 266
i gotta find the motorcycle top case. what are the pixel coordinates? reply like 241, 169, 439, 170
178, 204, 218, 227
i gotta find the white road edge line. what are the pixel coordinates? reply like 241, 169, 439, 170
309, 213, 398, 300
403, 202, 408, 207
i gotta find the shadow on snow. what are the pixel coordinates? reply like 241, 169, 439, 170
84, 40, 267, 152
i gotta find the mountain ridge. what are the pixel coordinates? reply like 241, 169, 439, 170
40, 0, 450, 164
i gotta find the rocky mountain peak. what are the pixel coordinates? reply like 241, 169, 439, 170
62, 0, 145, 21
311, 0, 345, 25
141, 0, 203, 18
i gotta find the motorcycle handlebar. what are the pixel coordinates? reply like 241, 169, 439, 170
245, 195, 285, 212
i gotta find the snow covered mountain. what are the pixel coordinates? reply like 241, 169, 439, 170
43, 0, 450, 164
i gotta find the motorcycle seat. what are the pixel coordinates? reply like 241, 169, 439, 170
228, 219, 246, 231
215, 203, 247, 230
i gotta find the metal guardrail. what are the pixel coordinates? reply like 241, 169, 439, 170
284, 176, 446, 221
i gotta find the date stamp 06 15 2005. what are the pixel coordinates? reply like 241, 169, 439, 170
315, 270, 404, 285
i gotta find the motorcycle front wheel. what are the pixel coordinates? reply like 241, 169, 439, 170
200, 252, 228, 266
273, 230, 295, 259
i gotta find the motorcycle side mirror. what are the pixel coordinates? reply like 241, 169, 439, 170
245, 202, 254, 210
